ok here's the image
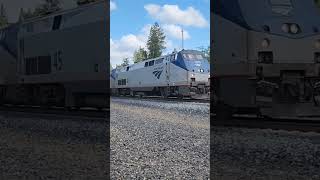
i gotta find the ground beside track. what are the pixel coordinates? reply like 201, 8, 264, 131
0, 113, 108, 179
110, 97, 210, 179
211, 127, 320, 179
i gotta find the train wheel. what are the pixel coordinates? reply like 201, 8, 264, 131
178, 94, 184, 100
160, 88, 168, 99
130, 90, 135, 97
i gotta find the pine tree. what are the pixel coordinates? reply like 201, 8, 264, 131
23, 9, 34, 19
121, 58, 129, 67
146, 22, 166, 59
133, 47, 148, 63
198, 46, 210, 62
76, 0, 100, 6
0, 4, 8, 28
34, 0, 61, 16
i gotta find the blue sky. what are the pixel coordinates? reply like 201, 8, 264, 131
110, 0, 210, 66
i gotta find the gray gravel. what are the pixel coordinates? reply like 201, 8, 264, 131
0, 113, 108, 179
111, 97, 210, 179
212, 127, 320, 179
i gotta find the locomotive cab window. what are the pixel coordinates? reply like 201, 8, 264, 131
149, 60, 154, 66
144, 62, 148, 67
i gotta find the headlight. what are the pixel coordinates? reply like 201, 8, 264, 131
191, 73, 194, 77
281, 23, 290, 33
261, 38, 270, 48
290, 24, 299, 34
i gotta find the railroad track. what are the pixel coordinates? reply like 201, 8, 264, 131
211, 114, 320, 133
111, 95, 210, 103
0, 104, 108, 121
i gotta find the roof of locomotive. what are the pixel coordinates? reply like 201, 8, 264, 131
214, 0, 320, 38
113, 49, 207, 72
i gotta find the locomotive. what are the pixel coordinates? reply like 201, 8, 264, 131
0, 0, 109, 109
212, 0, 320, 119
111, 49, 210, 99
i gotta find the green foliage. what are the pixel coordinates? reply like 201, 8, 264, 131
0, 4, 8, 28
121, 58, 129, 67
315, 0, 320, 7
20, 8, 35, 20
198, 46, 210, 62
76, 0, 100, 6
18, 0, 61, 20
133, 47, 148, 63
33, 0, 61, 16
146, 22, 166, 59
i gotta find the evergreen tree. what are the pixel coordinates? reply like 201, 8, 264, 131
146, 22, 166, 59
0, 4, 8, 28
198, 46, 210, 62
121, 58, 129, 67
34, 0, 61, 16
316, 0, 320, 7
133, 47, 148, 63
22, 8, 35, 19
76, 0, 100, 6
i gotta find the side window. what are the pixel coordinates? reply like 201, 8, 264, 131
155, 58, 164, 64
149, 60, 154, 66
126, 66, 129, 71
122, 79, 126, 85
145, 62, 148, 67
52, 15, 62, 30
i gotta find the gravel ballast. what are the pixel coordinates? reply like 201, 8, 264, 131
0, 113, 108, 179
211, 127, 320, 179
110, 97, 210, 179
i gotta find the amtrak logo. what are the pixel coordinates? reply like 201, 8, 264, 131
153, 70, 163, 79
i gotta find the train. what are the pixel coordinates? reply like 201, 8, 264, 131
110, 49, 210, 99
212, 0, 320, 119
0, 0, 109, 109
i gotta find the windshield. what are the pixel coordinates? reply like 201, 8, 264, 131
182, 53, 205, 61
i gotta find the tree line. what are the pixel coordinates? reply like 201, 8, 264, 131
0, 0, 101, 26
115, 22, 166, 68
115, 22, 210, 68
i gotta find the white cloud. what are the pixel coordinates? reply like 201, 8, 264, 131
110, 1, 117, 11
163, 24, 190, 40
110, 25, 151, 66
144, 4, 208, 28
111, 24, 183, 67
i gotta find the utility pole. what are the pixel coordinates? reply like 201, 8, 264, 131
181, 28, 184, 50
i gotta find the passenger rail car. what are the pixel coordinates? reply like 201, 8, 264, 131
111, 50, 210, 98
0, 1, 109, 108
213, 0, 320, 118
